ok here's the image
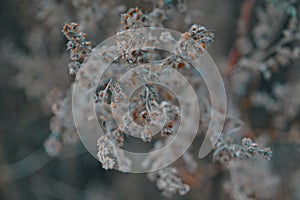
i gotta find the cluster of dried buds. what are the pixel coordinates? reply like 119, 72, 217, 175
62, 23, 92, 75
148, 167, 190, 197
60, 5, 217, 196
121, 7, 167, 30
176, 24, 215, 59
95, 79, 180, 143
213, 135, 272, 165
121, 8, 147, 30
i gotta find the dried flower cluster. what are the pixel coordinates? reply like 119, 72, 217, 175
213, 136, 272, 165
8, 0, 300, 199
44, 91, 79, 156
147, 167, 190, 197
59, 1, 275, 198
62, 23, 92, 75
59, 2, 222, 196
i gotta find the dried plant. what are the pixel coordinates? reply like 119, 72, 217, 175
6, 0, 300, 199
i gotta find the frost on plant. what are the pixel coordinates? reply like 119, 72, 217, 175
9, 0, 300, 199
213, 136, 272, 166
147, 167, 190, 197
58, 1, 276, 198
62, 23, 92, 75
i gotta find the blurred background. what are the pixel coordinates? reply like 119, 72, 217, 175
1, 0, 300, 199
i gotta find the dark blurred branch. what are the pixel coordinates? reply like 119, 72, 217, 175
227, 0, 256, 74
